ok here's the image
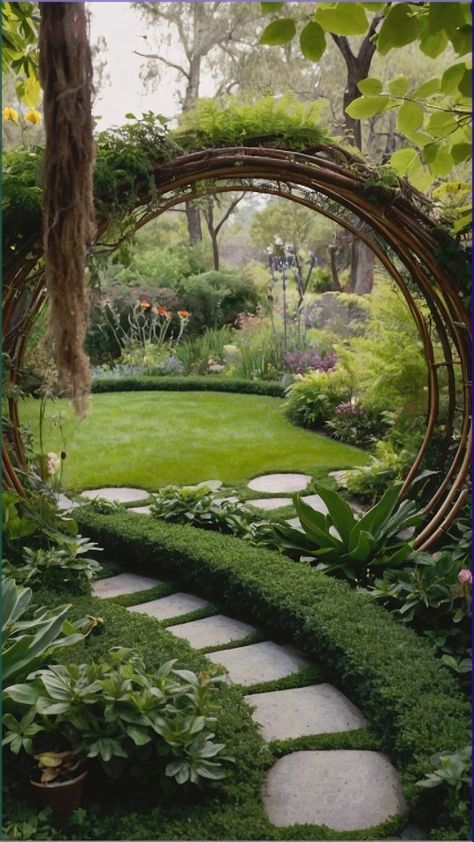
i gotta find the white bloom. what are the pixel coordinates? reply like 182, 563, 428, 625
47, 452, 60, 475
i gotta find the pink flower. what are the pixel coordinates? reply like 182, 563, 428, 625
457, 569, 472, 586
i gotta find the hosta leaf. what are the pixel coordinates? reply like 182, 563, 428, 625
309, 484, 355, 545
355, 483, 402, 542
300, 21, 326, 61
346, 530, 376, 563
259, 19, 296, 46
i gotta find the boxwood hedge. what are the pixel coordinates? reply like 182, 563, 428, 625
75, 509, 471, 838
91, 375, 285, 397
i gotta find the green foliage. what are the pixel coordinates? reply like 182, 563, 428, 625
416, 745, 471, 835
336, 440, 412, 502
284, 368, 352, 428
176, 94, 328, 151
2, 490, 78, 561
273, 483, 419, 584
73, 507, 471, 835
232, 322, 285, 381
2, 2, 39, 79
1, 578, 84, 687
3, 535, 102, 595
326, 402, 389, 448
91, 375, 285, 397
175, 271, 261, 335
4, 647, 231, 787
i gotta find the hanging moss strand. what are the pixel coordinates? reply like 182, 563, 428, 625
39, 2, 95, 415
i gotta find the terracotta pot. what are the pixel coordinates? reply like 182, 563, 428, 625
30, 769, 88, 819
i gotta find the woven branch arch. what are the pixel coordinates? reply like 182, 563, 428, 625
3, 141, 471, 549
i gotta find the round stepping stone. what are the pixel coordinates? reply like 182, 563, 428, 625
81, 487, 150, 504
248, 474, 312, 494
263, 751, 408, 831
129, 506, 152, 515
183, 480, 223, 491
128, 592, 210, 621
168, 614, 257, 649
93, 572, 163, 599
245, 684, 366, 741
248, 497, 292, 511
207, 641, 311, 687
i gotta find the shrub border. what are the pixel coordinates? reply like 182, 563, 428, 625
91, 375, 285, 397
75, 509, 471, 838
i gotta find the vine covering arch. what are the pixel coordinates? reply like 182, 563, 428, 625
3, 130, 471, 550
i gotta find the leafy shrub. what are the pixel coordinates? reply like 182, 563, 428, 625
3, 535, 102, 595
2, 490, 79, 562
273, 483, 420, 585
310, 266, 333, 293
232, 320, 284, 381
335, 440, 412, 501
4, 648, 231, 788
176, 327, 233, 375
176, 271, 260, 334
416, 745, 471, 836
74, 508, 471, 836
284, 368, 352, 428
2, 578, 84, 687
326, 401, 390, 447
282, 349, 337, 375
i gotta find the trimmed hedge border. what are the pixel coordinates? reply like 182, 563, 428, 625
91, 375, 285, 397
75, 509, 471, 839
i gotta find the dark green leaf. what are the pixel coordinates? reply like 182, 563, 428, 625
376, 4, 421, 54
261, 2, 285, 12
300, 21, 326, 62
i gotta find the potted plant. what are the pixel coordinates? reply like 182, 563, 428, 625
30, 750, 88, 820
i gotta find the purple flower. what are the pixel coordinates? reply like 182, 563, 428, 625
283, 350, 338, 375
335, 401, 363, 417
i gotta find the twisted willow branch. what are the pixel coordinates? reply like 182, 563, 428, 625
3, 143, 471, 549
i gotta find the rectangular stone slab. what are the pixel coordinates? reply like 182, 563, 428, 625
244, 683, 366, 741
206, 641, 312, 686
168, 614, 257, 649
93, 572, 163, 599
128, 592, 210, 621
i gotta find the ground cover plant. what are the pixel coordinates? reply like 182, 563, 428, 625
18, 391, 367, 490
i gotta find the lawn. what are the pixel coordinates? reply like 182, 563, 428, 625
20, 391, 368, 490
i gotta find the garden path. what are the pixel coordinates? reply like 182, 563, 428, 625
92, 570, 409, 833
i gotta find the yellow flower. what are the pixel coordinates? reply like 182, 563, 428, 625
25, 109, 42, 125
3, 107, 19, 122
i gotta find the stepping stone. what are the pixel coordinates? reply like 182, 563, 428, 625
93, 572, 162, 599
207, 641, 311, 687
129, 505, 152, 515
301, 494, 329, 514
55, 493, 81, 511
263, 750, 408, 831
81, 487, 150, 504
168, 614, 257, 649
183, 480, 222, 491
248, 473, 312, 494
128, 592, 210, 621
248, 497, 292, 511
244, 684, 366, 741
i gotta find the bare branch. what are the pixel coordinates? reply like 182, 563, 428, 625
133, 50, 190, 80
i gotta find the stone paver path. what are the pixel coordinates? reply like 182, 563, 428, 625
248, 497, 292, 510
129, 505, 153, 515
244, 684, 366, 741
248, 473, 312, 493
93, 572, 162, 599
90, 567, 410, 834
263, 750, 408, 830
168, 614, 257, 649
81, 487, 150, 504
128, 591, 210, 621
207, 641, 312, 687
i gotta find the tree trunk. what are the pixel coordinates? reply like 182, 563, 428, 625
329, 245, 342, 292
185, 204, 202, 245
350, 239, 374, 294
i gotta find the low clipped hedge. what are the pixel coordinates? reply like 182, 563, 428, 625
91, 375, 285, 397
75, 509, 471, 839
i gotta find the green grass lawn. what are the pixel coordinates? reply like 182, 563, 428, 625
20, 391, 367, 491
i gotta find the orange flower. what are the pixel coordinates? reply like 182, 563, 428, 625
151, 306, 159, 314
139, 298, 151, 309
164, 309, 172, 319
178, 310, 190, 319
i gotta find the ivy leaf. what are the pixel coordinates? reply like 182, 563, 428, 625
420, 29, 449, 59
441, 63, 467, 95
315, 3, 369, 36
261, 2, 285, 12
427, 111, 458, 138
357, 78, 383, 95
345, 95, 391, 119
387, 76, 409, 97
423, 143, 454, 177
259, 18, 296, 46
376, 4, 421, 54
397, 101, 424, 134
300, 21, 326, 62
451, 143, 472, 164
390, 147, 418, 176
412, 78, 441, 99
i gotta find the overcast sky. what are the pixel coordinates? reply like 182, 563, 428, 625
88, 2, 215, 130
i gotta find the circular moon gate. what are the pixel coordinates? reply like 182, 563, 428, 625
3, 142, 471, 549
